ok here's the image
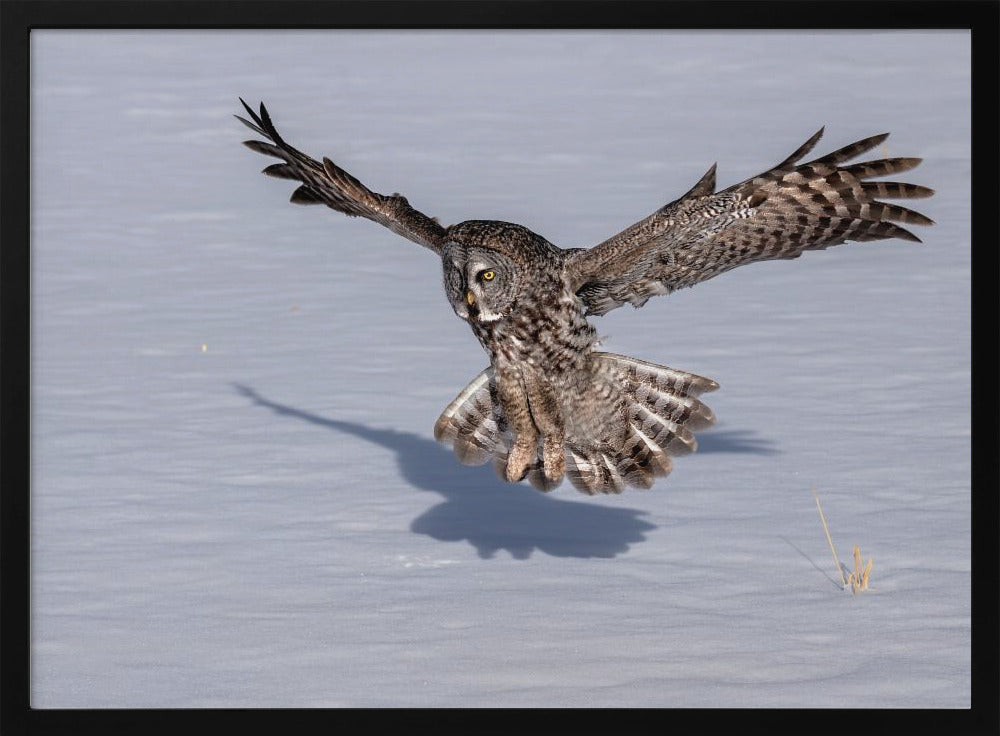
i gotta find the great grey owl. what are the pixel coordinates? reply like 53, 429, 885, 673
236, 100, 934, 495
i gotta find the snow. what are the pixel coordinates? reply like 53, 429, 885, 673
30, 30, 970, 707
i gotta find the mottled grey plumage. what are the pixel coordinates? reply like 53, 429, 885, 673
237, 99, 934, 495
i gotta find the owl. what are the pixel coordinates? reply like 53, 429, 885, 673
236, 100, 934, 495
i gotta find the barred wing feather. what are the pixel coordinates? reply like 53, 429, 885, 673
567, 129, 934, 316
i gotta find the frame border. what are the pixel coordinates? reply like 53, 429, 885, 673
3, 2, 996, 734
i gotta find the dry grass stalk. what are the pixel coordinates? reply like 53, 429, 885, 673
813, 489, 847, 588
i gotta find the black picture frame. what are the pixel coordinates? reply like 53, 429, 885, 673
2, 2, 997, 734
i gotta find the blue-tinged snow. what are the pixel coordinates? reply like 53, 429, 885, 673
30, 31, 970, 707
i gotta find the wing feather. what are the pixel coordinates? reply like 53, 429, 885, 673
237, 99, 447, 253
566, 129, 935, 316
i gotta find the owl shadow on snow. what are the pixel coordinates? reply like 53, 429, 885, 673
232, 383, 776, 560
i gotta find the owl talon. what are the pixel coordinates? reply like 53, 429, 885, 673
542, 438, 566, 485
505, 460, 530, 483
505, 458, 531, 483
505, 439, 537, 483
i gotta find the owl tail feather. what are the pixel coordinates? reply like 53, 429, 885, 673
433, 369, 509, 468
433, 354, 718, 495
562, 353, 718, 495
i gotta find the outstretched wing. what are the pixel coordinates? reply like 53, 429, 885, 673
236, 99, 448, 254
565, 129, 935, 316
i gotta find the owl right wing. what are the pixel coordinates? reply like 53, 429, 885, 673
564, 128, 935, 316
236, 99, 448, 254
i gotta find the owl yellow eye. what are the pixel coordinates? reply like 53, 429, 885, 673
480, 270, 496, 282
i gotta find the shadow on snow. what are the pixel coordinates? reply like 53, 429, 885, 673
695, 426, 779, 456
233, 383, 655, 559
232, 383, 777, 560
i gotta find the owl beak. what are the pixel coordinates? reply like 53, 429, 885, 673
465, 290, 476, 306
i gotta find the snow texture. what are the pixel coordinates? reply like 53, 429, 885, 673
31, 31, 970, 707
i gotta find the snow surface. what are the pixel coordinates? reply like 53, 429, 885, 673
30, 31, 970, 708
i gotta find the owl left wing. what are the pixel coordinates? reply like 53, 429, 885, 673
236, 99, 448, 254
565, 129, 935, 316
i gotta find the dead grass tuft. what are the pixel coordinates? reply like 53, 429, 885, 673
812, 489, 873, 594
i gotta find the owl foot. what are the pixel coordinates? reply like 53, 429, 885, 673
541, 437, 565, 485
505, 437, 537, 483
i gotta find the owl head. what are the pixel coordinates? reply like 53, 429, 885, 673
441, 221, 553, 323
